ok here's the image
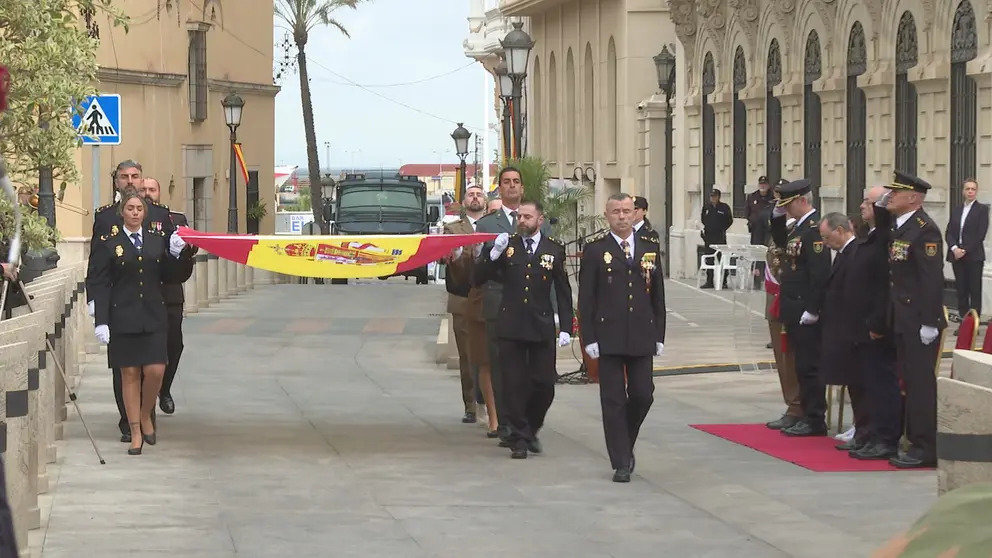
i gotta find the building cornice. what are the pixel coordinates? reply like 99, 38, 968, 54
208, 78, 281, 97
501, 0, 566, 17
97, 67, 186, 87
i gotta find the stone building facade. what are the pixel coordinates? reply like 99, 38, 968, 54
665, 0, 992, 283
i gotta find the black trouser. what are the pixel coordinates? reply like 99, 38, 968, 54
952, 259, 984, 318
486, 318, 507, 429
498, 338, 556, 449
895, 329, 941, 462
856, 340, 901, 447
598, 354, 655, 470
786, 323, 826, 425
161, 303, 184, 396
847, 383, 869, 442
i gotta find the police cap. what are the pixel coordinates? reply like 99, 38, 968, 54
633, 196, 648, 210
758, 175, 769, 184
889, 169, 932, 193
775, 179, 812, 208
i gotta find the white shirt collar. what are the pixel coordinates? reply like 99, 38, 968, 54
502, 206, 518, 222
522, 230, 541, 248
895, 209, 917, 229
839, 235, 856, 253
633, 221, 644, 232
610, 230, 634, 248
796, 208, 817, 228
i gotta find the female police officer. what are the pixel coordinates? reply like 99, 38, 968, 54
88, 187, 187, 455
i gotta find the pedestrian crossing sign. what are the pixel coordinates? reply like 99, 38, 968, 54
72, 94, 121, 145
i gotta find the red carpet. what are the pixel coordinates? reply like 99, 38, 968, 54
689, 423, 932, 472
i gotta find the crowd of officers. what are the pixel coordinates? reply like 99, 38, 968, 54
443, 167, 666, 482
763, 170, 945, 469
84, 160, 197, 456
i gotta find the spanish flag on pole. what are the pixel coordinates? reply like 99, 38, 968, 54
176, 227, 496, 280
233, 143, 250, 184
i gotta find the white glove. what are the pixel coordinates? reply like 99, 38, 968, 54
472, 244, 483, 260
94, 324, 110, 345
800, 311, 819, 325
772, 205, 787, 218
87, 300, 95, 317
656, 343, 664, 356
451, 247, 463, 260
920, 325, 939, 345
489, 232, 510, 260
558, 332, 571, 347
875, 191, 891, 208
584, 343, 600, 359
169, 231, 186, 258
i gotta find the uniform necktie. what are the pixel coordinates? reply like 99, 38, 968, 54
621, 240, 633, 264
525, 238, 534, 256
131, 232, 142, 250
510, 211, 518, 227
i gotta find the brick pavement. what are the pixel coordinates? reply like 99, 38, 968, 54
33, 280, 938, 558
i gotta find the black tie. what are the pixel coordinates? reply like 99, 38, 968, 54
131, 232, 142, 250
525, 238, 534, 257
510, 211, 518, 227
621, 240, 633, 264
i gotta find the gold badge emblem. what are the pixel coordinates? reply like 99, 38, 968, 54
603, 252, 613, 264
925, 242, 938, 257
813, 241, 823, 254
540, 254, 554, 270
115, 245, 123, 257
110, 225, 119, 236
506, 247, 514, 258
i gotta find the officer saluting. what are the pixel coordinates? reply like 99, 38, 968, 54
579, 193, 666, 483
769, 179, 831, 437
873, 170, 946, 469
472, 200, 573, 459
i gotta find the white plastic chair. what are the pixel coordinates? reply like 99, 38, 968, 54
696, 251, 722, 289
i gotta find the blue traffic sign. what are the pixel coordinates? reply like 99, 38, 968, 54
72, 94, 121, 145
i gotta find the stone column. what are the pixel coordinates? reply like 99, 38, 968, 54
207, 253, 220, 303
671, 93, 704, 279
859, 64, 896, 187
775, 80, 805, 177
969, 56, 992, 317
195, 253, 209, 309
908, 59, 951, 203
710, 90, 734, 202
0, 340, 33, 557
184, 262, 198, 314
739, 87, 766, 181
245, 265, 254, 290
216, 255, 228, 299
226, 260, 238, 295
236, 263, 246, 292
638, 93, 671, 259
814, 72, 847, 214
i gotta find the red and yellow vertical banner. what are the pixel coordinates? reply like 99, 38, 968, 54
233, 143, 250, 184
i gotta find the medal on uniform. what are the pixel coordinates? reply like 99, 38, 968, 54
151, 221, 161, 232
110, 225, 119, 236
540, 254, 554, 270
115, 245, 123, 257
506, 247, 514, 258
603, 252, 613, 264
640, 252, 656, 290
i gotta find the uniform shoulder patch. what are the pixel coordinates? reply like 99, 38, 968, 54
96, 203, 115, 213
151, 201, 168, 209
925, 242, 938, 257
639, 234, 659, 244
590, 231, 609, 242
917, 216, 927, 228
547, 236, 564, 246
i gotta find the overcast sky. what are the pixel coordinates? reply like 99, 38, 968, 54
273, 0, 495, 169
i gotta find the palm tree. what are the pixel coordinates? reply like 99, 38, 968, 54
502, 156, 602, 240
274, 0, 367, 234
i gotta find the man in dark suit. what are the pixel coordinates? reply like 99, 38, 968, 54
769, 179, 831, 437
700, 188, 733, 288
632, 196, 660, 242
745, 176, 776, 246
579, 193, 666, 482
874, 170, 947, 469
141, 177, 196, 415
945, 178, 988, 325
472, 200, 573, 459
474, 166, 552, 443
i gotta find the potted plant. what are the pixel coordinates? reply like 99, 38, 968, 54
0, 194, 61, 283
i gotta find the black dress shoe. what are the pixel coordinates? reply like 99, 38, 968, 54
835, 439, 868, 452
498, 439, 512, 448
889, 453, 936, 469
850, 442, 897, 460
630, 454, 635, 473
527, 438, 542, 454
612, 467, 631, 483
486, 430, 499, 439
119, 419, 131, 443
143, 432, 157, 446
159, 394, 175, 415
510, 447, 527, 459
462, 411, 477, 424
781, 421, 827, 437
120, 431, 131, 443
766, 414, 800, 430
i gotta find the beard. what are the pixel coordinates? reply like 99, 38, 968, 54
517, 222, 537, 237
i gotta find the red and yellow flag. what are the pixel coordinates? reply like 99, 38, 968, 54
176, 227, 495, 279
233, 143, 250, 184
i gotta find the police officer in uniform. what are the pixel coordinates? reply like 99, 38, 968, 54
472, 200, 573, 459
139, 177, 197, 414
631, 196, 660, 242
769, 179, 831, 437
579, 193, 666, 482
85, 161, 175, 441
873, 170, 946, 468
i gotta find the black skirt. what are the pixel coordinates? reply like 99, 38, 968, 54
109, 331, 168, 368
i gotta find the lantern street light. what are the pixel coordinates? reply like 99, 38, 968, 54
451, 123, 472, 202
652, 45, 676, 275
221, 92, 245, 233
653, 45, 676, 96
494, 58, 514, 161
498, 21, 534, 159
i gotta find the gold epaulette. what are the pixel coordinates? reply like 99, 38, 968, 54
547, 236, 564, 246
590, 231, 609, 242
917, 216, 927, 228
151, 200, 168, 210
639, 234, 659, 243
96, 203, 115, 213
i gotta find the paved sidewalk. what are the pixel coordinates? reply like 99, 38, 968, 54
35, 280, 937, 558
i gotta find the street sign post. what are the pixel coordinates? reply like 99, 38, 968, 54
72, 94, 122, 210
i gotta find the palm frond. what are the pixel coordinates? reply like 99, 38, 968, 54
500, 156, 599, 238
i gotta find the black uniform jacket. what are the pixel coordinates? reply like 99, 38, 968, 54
578, 231, 666, 357
88, 225, 180, 334
161, 211, 196, 305
771, 210, 832, 326
472, 233, 574, 343
86, 200, 175, 303
635, 223, 660, 243
874, 206, 947, 334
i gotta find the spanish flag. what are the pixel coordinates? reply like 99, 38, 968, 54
233, 143, 250, 184
176, 227, 495, 279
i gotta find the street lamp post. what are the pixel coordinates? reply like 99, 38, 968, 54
653, 45, 676, 276
451, 123, 472, 203
499, 21, 534, 159
221, 92, 245, 233
494, 59, 513, 163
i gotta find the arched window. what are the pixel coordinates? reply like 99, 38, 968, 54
583, 43, 595, 162
766, 39, 782, 185
894, 11, 919, 175
732, 46, 747, 217
950, 0, 978, 207
566, 49, 576, 162
846, 22, 867, 215
804, 31, 822, 208
702, 52, 716, 199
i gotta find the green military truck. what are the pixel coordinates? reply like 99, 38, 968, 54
323, 172, 441, 285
